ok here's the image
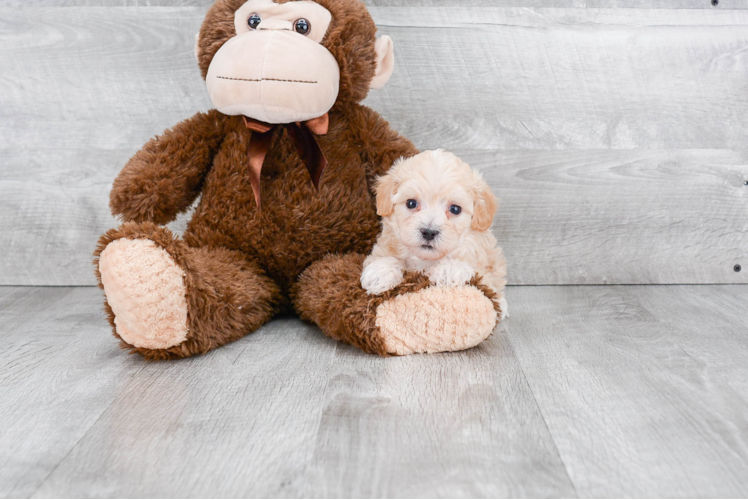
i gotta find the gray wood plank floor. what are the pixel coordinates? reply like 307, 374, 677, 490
2, 285, 747, 498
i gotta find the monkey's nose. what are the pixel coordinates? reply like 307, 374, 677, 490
420, 228, 440, 241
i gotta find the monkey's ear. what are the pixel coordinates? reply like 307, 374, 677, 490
370, 35, 395, 90
375, 174, 397, 217
194, 33, 201, 62
471, 181, 498, 231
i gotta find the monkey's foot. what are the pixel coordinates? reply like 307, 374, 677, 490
375, 285, 497, 355
98, 238, 189, 350
294, 253, 502, 356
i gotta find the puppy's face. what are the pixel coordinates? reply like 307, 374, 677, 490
376, 150, 497, 261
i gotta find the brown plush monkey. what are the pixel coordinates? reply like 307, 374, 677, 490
94, 0, 502, 360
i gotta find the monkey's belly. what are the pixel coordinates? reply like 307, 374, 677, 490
185, 163, 381, 292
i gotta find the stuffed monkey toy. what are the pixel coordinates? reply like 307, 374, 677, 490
94, 0, 503, 359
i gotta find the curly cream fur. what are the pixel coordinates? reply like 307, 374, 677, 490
362, 150, 508, 317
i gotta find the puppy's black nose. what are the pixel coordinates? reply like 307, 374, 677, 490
420, 228, 440, 241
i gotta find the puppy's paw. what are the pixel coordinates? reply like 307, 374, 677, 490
427, 259, 475, 288
498, 297, 509, 320
361, 258, 404, 295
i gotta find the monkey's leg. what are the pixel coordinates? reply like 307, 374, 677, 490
292, 254, 502, 356
94, 222, 281, 360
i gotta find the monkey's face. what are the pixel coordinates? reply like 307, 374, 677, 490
202, 0, 394, 124
206, 0, 338, 124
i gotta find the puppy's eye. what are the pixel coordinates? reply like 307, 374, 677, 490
449, 205, 462, 215
406, 199, 418, 210
294, 18, 311, 35
248, 13, 262, 30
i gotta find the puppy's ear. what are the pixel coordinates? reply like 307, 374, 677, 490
375, 174, 397, 217
471, 180, 498, 231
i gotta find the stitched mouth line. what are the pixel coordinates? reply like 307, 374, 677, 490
217, 76, 318, 84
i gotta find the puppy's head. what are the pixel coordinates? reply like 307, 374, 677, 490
375, 150, 497, 261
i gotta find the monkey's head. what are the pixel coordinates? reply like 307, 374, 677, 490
196, 0, 395, 124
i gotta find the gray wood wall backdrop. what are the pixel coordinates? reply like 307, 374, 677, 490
1, 1, 747, 285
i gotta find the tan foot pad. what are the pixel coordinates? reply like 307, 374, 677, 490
98, 238, 189, 350
375, 285, 498, 355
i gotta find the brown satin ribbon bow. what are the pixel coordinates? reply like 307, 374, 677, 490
243, 114, 329, 210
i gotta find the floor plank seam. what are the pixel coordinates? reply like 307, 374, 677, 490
504, 330, 580, 498
294, 341, 340, 497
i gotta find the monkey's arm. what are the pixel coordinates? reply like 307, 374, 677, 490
110, 109, 228, 224
350, 104, 419, 191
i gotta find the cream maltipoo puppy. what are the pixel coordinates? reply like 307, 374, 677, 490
361, 150, 507, 318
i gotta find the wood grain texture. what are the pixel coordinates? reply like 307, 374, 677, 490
4, 7, 747, 151
0, 287, 143, 498
476, 148, 748, 285
366, 0, 748, 7
2, 147, 745, 286
367, 8, 748, 150
3, 284, 748, 497
22, 286, 576, 498
1, 6, 747, 285
33, 316, 342, 498
504, 284, 748, 497
296, 339, 576, 498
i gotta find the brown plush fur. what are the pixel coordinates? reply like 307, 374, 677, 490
94, 222, 281, 360
292, 253, 502, 356
96, 0, 496, 358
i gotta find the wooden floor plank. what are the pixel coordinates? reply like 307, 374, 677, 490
27, 298, 578, 498
365, 0, 748, 7
297, 337, 577, 498
31, 316, 341, 498
471, 148, 748, 286
3, 147, 745, 287
3, 7, 747, 153
0, 287, 143, 498
504, 285, 748, 497
367, 9, 748, 151
3, 285, 748, 497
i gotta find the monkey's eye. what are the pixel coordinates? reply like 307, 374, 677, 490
294, 18, 311, 35
449, 205, 462, 215
248, 13, 262, 30
406, 199, 418, 210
